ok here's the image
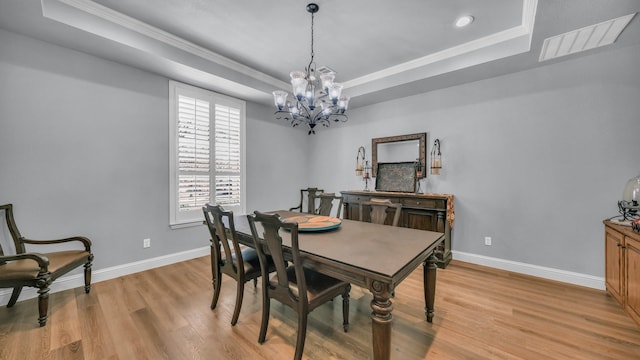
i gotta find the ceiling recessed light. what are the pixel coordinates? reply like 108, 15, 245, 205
455, 15, 474, 28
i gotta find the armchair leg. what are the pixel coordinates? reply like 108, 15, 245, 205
84, 255, 93, 293
7, 287, 22, 307
37, 284, 51, 327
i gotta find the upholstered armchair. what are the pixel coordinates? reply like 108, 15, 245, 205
0, 203, 93, 326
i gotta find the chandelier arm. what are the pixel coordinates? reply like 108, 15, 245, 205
274, 110, 292, 120
315, 118, 330, 127
328, 113, 348, 123
292, 119, 306, 127
298, 103, 313, 118
311, 111, 324, 124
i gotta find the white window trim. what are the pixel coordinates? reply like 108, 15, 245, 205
169, 80, 246, 228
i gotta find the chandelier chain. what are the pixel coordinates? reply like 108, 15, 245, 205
307, 11, 315, 74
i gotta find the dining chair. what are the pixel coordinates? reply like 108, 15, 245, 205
247, 211, 350, 360
0, 203, 93, 326
289, 187, 324, 214
359, 198, 403, 226
316, 193, 343, 218
202, 204, 275, 326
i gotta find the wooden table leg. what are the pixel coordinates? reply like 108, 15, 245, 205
370, 280, 393, 360
424, 252, 438, 322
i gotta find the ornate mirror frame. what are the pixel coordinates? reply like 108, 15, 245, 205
371, 132, 427, 178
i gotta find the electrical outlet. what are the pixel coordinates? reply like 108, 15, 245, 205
484, 236, 492, 246
143, 238, 151, 248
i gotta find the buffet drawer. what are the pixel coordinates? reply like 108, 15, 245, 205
401, 198, 445, 209
342, 194, 371, 203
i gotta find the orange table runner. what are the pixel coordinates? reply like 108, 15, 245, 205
421, 193, 455, 228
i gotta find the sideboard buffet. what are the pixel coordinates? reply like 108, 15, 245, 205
341, 190, 454, 268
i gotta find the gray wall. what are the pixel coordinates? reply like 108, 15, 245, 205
308, 42, 640, 277
0, 29, 305, 272
2, 26, 639, 283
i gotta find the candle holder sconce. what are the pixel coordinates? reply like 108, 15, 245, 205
356, 146, 372, 191
414, 158, 424, 193
430, 139, 442, 175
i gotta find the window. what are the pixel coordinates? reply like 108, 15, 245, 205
169, 81, 246, 227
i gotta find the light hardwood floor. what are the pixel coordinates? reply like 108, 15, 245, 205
1, 258, 639, 359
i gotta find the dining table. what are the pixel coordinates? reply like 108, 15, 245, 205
233, 210, 444, 360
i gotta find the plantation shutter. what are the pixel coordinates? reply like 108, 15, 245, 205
214, 104, 241, 207
177, 95, 211, 212
169, 80, 245, 227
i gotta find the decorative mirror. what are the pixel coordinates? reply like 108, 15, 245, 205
372, 133, 427, 178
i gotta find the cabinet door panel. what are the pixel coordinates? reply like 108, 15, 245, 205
626, 237, 640, 324
404, 209, 437, 231
605, 228, 624, 304
344, 203, 360, 221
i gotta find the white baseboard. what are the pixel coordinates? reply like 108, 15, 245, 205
2, 247, 604, 306
0, 246, 209, 305
452, 250, 605, 290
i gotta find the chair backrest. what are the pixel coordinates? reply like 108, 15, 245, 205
290, 187, 324, 214
202, 204, 244, 273
316, 193, 343, 218
359, 199, 403, 227
0, 204, 24, 257
247, 211, 308, 305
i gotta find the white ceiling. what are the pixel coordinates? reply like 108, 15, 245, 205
0, 0, 638, 109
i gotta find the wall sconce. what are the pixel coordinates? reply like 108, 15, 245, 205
356, 146, 372, 191
430, 139, 442, 175
356, 146, 365, 176
414, 158, 424, 193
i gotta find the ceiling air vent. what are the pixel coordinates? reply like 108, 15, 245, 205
539, 13, 636, 62
316, 65, 336, 75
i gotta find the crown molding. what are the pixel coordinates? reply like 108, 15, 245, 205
344, 0, 538, 89
40, 0, 538, 104
42, 0, 288, 90
344, 25, 531, 89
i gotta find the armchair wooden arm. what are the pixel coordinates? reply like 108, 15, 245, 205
0, 253, 50, 270
21, 236, 92, 251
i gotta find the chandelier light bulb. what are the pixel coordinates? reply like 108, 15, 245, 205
320, 73, 335, 92
272, 90, 288, 111
338, 96, 350, 113
329, 83, 343, 104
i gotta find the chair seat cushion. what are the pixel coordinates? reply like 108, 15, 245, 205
237, 248, 260, 274
271, 266, 348, 301
0, 250, 90, 281
224, 248, 275, 276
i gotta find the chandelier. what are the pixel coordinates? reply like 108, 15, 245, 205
272, 3, 350, 135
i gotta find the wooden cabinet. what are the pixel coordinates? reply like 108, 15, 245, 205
342, 190, 453, 268
605, 225, 625, 304
604, 221, 640, 326
626, 232, 640, 325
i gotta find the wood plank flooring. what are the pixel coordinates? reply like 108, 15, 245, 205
1, 258, 639, 359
